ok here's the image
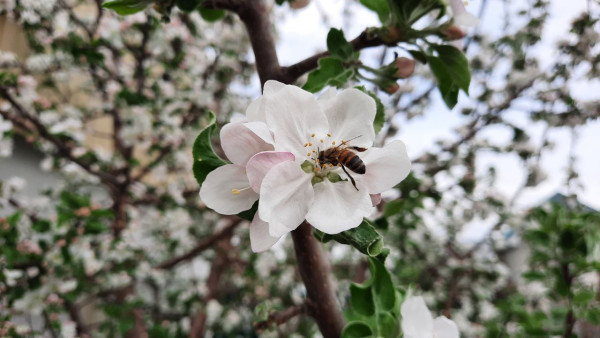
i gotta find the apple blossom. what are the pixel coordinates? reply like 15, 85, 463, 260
401, 296, 460, 338
247, 81, 411, 240
448, 0, 479, 27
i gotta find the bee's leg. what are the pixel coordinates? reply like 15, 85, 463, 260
341, 164, 359, 191
351, 147, 367, 152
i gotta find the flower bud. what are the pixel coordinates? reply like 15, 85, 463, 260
385, 83, 400, 94
444, 25, 466, 41
290, 0, 311, 9
394, 57, 416, 79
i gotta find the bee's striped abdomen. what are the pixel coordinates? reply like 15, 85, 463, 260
340, 150, 366, 174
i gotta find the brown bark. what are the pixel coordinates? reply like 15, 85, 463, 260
291, 222, 344, 337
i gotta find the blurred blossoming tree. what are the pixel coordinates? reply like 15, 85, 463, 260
0, 0, 599, 337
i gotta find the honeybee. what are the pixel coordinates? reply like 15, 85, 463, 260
317, 136, 366, 191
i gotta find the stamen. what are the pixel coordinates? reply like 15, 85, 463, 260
320, 139, 324, 143
232, 186, 251, 195
307, 152, 311, 156
311, 133, 315, 137
332, 141, 336, 145
308, 142, 312, 146
327, 133, 332, 137
304, 143, 308, 147
342, 140, 347, 145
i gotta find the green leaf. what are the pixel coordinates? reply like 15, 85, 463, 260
343, 257, 400, 337
359, 0, 390, 24
327, 28, 354, 60
102, 0, 154, 15
408, 49, 427, 64
199, 8, 225, 22
316, 219, 384, 257
431, 44, 471, 93
176, 0, 202, 12
192, 112, 227, 188
302, 57, 354, 93
341, 322, 373, 337
427, 55, 459, 109
237, 201, 258, 221
354, 86, 385, 135
388, 0, 446, 25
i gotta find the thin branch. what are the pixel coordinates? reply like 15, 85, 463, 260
253, 304, 306, 331
155, 219, 243, 270
291, 222, 344, 337
281, 28, 402, 84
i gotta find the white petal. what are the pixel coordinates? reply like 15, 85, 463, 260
454, 12, 480, 26
244, 121, 274, 145
359, 140, 411, 194
433, 316, 460, 338
246, 81, 286, 122
449, 0, 479, 26
319, 88, 376, 148
305, 180, 372, 234
220, 122, 273, 166
401, 296, 434, 338
246, 151, 295, 193
199, 164, 258, 215
318, 87, 338, 101
264, 85, 329, 160
250, 212, 282, 252
258, 161, 314, 237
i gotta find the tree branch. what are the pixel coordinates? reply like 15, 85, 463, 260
253, 303, 306, 331
281, 28, 396, 84
155, 218, 242, 270
291, 222, 344, 337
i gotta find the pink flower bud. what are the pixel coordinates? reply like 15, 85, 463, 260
385, 83, 400, 94
290, 0, 311, 9
444, 25, 466, 41
394, 57, 416, 79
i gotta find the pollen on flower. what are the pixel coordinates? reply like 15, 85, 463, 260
232, 189, 241, 195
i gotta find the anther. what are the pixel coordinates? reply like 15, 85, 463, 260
327, 133, 332, 137
307, 152, 311, 156
320, 139, 324, 143
308, 142, 312, 146
332, 141, 336, 145
232, 189, 241, 195
311, 133, 315, 137
304, 143, 308, 147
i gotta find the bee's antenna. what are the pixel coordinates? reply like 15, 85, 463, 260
342, 135, 362, 144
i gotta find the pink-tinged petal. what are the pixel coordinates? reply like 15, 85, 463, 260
246, 81, 286, 122
220, 122, 273, 166
433, 316, 460, 338
319, 88, 376, 148
449, 0, 479, 26
359, 140, 411, 194
246, 151, 295, 193
244, 121, 274, 145
258, 161, 314, 237
401, 296, 434, 338
305, 180, 372, 234
370, 193, 382, 206
199, 164, 258, 215
264, 85, 329, 160
249, 212, 282, 252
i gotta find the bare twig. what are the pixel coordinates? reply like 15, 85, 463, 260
253, 304, 306, 331
156, 219, 243, 270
